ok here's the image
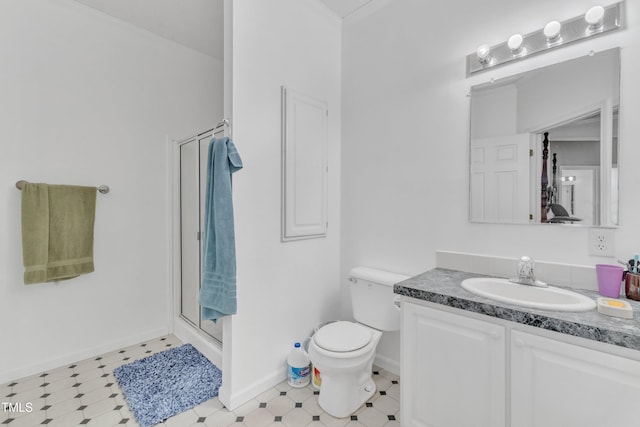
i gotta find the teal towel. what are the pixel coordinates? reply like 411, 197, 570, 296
200, 137, 243, 322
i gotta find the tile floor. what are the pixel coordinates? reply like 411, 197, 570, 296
1, 335, 400, 426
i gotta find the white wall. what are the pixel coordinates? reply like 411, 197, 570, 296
516, 49, 619, 132
342, 0, 640, 370
220, 0, 341, 408
471, 84, 517, 138
0, 0, 221, 383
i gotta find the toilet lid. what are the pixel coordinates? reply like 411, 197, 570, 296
313, 321, 372, 352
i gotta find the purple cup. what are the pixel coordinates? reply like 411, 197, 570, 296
595, 264, 624, 298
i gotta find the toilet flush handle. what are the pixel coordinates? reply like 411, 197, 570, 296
393, 295, 402, 310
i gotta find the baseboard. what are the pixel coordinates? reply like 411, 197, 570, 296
220, 354, 396, 411
0, 326, 170, 384
223, 354, 395, 410
172, 317, 223, 368
374, 353, 400, 376
223, 366, 287, 411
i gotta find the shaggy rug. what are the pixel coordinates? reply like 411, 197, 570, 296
114, 344, 222, 427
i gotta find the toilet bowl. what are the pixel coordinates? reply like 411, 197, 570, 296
309, 321, 382, 418
307, 267, 409, 418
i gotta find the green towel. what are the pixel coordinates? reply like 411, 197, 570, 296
21, 183, 96, 284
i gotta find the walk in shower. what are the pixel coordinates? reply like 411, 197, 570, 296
178, 127, 223, 344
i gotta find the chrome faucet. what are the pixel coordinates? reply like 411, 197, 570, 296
510, 256, 547, 287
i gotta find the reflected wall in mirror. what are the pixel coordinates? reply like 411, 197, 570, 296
469, 48, 620, 227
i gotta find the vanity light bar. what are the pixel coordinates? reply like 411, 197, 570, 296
466, 2, 623, 76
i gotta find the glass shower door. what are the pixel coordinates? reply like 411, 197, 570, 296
179, 131, 223, 345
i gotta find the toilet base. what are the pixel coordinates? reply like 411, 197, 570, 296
317, 369, 377, 418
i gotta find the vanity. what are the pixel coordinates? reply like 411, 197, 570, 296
399, 5, 637, 426
395, 268, 640, 427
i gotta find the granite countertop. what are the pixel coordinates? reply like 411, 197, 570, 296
394, 268, 640, 351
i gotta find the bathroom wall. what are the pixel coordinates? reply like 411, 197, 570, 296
223, 0, 342, 408
515, 49, 618, 133
341, 0, 640, 370
0, 0, 221, 383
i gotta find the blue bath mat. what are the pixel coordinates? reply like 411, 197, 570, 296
114, 344, 222, 427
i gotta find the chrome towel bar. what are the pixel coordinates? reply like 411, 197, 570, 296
15, 180, 110, 194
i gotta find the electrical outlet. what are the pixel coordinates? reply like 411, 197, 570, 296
588, 228, 615, 257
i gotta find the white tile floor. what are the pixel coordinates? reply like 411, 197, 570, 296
1, 335, 400, 426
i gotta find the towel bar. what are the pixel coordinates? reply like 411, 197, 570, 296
213, 118, 232, 139
15, 180, 110, 194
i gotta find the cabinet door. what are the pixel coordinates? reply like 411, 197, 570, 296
402, 302, 506, 427
511, 330, 640, 427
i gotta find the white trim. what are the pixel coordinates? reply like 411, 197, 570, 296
0, 327, 169, 384
166, 136, 177, 335
374, 353, 400, 376
599, 98, 614, 226
281, 86, 329, 241
218, 311, 234, 409
524, 102, 606, 135
173, 316, 223, 368
223, 366, 287, 411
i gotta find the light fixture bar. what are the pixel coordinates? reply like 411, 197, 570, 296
466, 2, 622, 76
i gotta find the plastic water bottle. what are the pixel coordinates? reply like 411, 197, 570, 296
287, 342, 310, 388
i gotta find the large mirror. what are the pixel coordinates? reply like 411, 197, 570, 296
469, 48, 620, 226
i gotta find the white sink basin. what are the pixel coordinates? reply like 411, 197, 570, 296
461, 277, 596, 312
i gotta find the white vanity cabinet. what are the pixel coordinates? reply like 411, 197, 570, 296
401, 300, 506, 427
402, 298, 640, 427
511, 330, 640, 427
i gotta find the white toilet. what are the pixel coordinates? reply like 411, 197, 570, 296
307, 266, 409, 418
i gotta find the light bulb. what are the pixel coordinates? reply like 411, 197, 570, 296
508, 34, 524, 54
585, 5, 605, 30
477, 44, 491, 64
544, 20, 562, 43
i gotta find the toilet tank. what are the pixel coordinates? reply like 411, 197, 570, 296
348, 266, 410, 331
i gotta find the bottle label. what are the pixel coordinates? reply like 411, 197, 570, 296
288, 364, 310, 386
312, 366, 322, 388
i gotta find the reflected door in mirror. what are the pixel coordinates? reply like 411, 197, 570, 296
470, 135, 530, 223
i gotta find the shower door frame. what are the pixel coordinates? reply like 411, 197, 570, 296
176, 129, 225, 345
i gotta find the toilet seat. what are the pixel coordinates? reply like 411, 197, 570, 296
313, 321, 372, 352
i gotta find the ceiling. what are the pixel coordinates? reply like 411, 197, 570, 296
71, 0, 374, 60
